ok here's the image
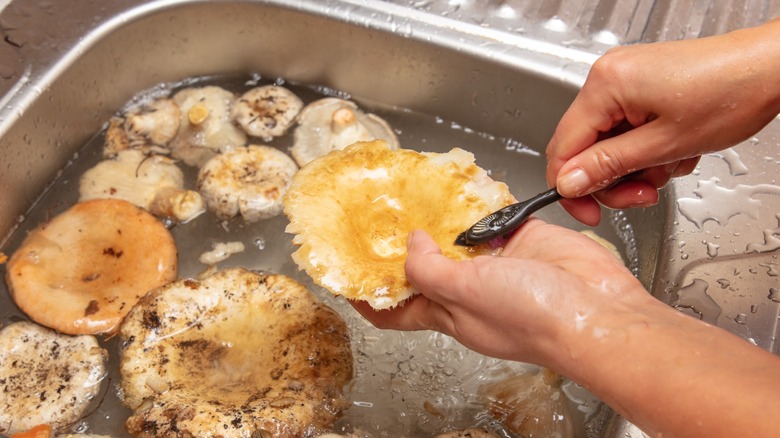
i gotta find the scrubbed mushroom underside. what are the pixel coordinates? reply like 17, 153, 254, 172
283, 140, 515, 309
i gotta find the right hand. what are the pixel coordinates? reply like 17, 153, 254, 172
546, 19, 780, 225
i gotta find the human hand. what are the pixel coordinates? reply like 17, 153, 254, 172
351, 221, 650, 368
546, 19, 780, 225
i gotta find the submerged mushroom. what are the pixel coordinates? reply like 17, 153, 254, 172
290, 97, 400, 167
5, 199, 178, 335
0, 321, 107, 434
480, 368, 575, 438
119, 268, 353, 438
231, 85, 303, 139
169, 85, 248, 166
198, 145, 298, 222
79, 149, 205, 223
103, 98, 181, 158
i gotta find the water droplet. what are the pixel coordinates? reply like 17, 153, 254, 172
768, 287, 780, 303
734, 313, 747, 324
759, 262, 778, 277
710, 148, 748, 176
706, 242, 719, 258
716, 278, 730, 289
253, 237, 266, 250
747, 214, 780, 253
673, 279, 722, 324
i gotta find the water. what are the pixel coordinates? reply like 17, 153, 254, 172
677, 177, 780, 229
0, 74, 633, 437
672, 278, 722, 325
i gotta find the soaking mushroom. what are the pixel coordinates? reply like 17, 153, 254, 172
290, 97, 400, 167
198, 144, 298, 222
103, 97, 181, 158
169, 85, 248, 166
231, 85, 304, 139
0, 321, 107, 435
79, 149, 205, 223
5, 199, 178, 335
119, 268, 353, 438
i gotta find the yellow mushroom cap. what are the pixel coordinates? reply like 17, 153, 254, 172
283, 140, 515, 309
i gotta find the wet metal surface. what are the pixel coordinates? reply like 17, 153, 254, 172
1, 1, 779, 437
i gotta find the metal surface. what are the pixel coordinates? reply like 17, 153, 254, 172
0, 1, 779, 437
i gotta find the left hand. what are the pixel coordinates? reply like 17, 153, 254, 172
350, 219, 650, 368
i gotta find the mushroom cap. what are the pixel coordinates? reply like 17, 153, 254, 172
125, 97, 181, 146
291, 98, 399, 167
231, 85, 304, 138
6, 199, 178, 335
119, 268, 353, 438
283, 140, 515, 309
480, 368, 575, 438
197, 145, 299, 222
79, 149, 183, 210
0, 321, 107, 435
169, 86, 248, 167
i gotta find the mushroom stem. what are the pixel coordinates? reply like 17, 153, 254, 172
330, 108, 358, 134
150, 187, 205, 223
188, 103, 210, 125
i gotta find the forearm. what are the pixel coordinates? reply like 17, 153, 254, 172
721, 17, 780, 117
553, 291, 780, 437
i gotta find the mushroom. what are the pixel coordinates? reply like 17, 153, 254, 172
169, 85, 248, 166
103, 97, 181, 158
290, 97, 400, 167
79, 149, 205, 223
119, 268, 353, 438
231, 85, 304, 139
0, 321, 107, 435
480, 368, 575, 438
197, 144, 298, 222
283, 140, 515, 309
5, 199, 178, 335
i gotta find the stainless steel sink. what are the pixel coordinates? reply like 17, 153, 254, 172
1, 1, 778, 437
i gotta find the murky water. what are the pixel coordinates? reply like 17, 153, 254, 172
0, 74, 633, 437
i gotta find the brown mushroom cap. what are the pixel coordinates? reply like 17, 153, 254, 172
6, 199, 178, 335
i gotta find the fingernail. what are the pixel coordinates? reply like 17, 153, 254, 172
558, 168, 591, 196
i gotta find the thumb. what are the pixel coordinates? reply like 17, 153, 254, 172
556, 122, 674, 197
404, 230, 460, 302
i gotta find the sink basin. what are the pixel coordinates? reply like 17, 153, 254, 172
2, 1, 776, 437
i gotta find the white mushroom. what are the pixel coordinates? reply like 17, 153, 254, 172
118, 268, 353, 437
197, 145, 298, 222
79, 149, 205, 223
231, 85, 303, 139
290, 97, 400, 167
0, 321, 107, 435
103, 98, 181, 158
125, 97, 181, 146
169, 85, 248, 166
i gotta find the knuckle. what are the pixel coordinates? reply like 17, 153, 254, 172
589, 148, 629, 188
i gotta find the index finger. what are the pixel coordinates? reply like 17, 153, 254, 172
545, 85, 626, 189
